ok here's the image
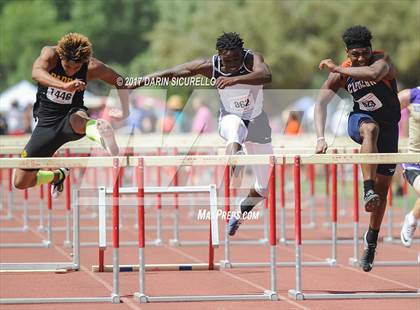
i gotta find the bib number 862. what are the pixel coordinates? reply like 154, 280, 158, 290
234, 98, 250, 109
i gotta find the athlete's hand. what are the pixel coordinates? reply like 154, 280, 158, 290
315, 139, 328, 154
62, 79, 86, 92
215, 76, 237, 89
319, 59, 339, 73
108, 108, 129, 121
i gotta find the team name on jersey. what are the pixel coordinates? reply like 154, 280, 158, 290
347, 80, 377, 94
50, 72, 74, 83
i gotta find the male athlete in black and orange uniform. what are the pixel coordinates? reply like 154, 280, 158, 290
314, 25, 400, 272
14, 33, 129, 198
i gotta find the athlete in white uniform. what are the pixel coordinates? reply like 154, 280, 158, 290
133, 32, 273, 235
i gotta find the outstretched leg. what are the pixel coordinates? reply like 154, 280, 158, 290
70, 111, 119, 155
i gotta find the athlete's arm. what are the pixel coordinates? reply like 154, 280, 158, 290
130, 58, 213, 88
398, 88, 411, 110
32, 46, 85, 91
314, 72, 343, 153
87, 58, 130, 120
216, 52, 272, 89
319, 57, 391, 82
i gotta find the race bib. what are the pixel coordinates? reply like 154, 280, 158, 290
357, 93, 383, 111
46, 87, 74, 104
228, 94, 252, 114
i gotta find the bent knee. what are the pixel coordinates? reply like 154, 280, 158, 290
360, 122, 379, 138
13, 177, 28, 190
13, 170, 36, 190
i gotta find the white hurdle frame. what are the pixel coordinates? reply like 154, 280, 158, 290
132, 156, 278, 302
92, 183, 220, 272
0, 157, 126, 304
288, 153, 420, 300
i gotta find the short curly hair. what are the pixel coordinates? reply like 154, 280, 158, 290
216, 32, 244, 51
56, 33, 92, 63
342, 25, 372, 49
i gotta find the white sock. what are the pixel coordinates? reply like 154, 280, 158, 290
408, 211, 417, 225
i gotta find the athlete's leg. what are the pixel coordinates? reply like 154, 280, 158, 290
69, 110, 90, 134
401, 170, 420, 247
69, 110, 119, 156
219, 114, 248, 176
348, 113, 380, 212
359, 121, 379, 181
228, 142, 272, 236
13, 124, 70, 190
14, 169, 64, 190
360, 173, 392, 272
360, 122, 398, 271
240, 142, 273, 213
219, 114, 247, 153
412, 174, 420, 217
369, 174, 392, 230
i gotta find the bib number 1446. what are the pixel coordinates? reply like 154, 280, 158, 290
46, 87, 74, 104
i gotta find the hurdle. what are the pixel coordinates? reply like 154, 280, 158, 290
131, 155, 278, 302
0, 184, 52, 248
288, 153, 420, 300
0, 157, 126, 304
91, 182, 220, 272
225, 154, 338, 269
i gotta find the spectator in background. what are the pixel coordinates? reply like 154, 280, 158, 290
292, 96, 316, 132
140, 98, 157, 133
6, 101, 25, 135
284, 111, 303, 135
0, 113, 7, 135
23, 103, 34, 133
191, 97, 214, 133
161, 95, 190, 133
124, 98, 143, 133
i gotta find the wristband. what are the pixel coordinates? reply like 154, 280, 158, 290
317, 137, 325, 141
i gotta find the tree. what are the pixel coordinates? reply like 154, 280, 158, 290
0, 0, 67, 89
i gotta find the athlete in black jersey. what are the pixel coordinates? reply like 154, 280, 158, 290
14, 33, 130, 198
314, 25, 399, 272
131, 32, 272, 236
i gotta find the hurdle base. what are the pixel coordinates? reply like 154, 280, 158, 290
134, 292, 148, 303
111, 294, 120, 304
219, 260, 232, 268
326, 258, 337, 266
169, 239, 180, 246
63, 240, 72, 248
288, 289, 304, 300
258, 238, 268, 244
348, 257, 359, 267
152, 239, 163, 246
383, 236, 394, 243
134, 293, 277, 302
92, 263, 220, 272
288, 291, 420, 300
279, 238, 287, 244
306, 222, 316, 229
264, 290, 278, 301
42, 240, 51, 247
